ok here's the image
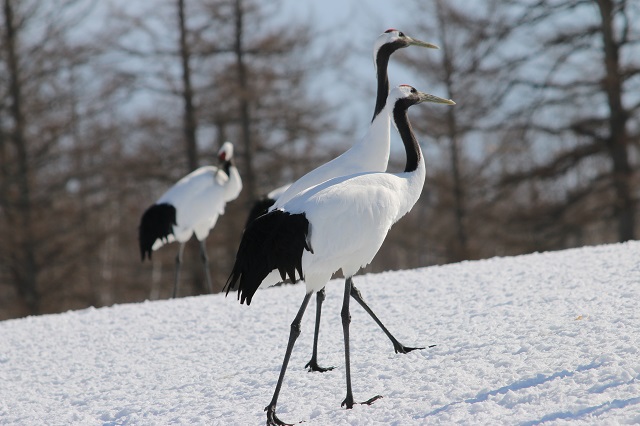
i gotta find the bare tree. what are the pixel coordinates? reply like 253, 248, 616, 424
178, 0, 199, 172
0, 0, 135, 318
233, 0, 256, 200
373, 0, 640, 271
2, 0, 38, 314
496, 0, 640, 245
369, 0, 524, 269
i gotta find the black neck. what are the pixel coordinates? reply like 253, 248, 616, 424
393, 99, 421, 173
222, 160, 232, 176
372, 44, 395, 122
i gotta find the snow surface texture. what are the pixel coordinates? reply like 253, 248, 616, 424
1, 242, 639, 425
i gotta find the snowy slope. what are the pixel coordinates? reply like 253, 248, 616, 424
1, 242, 639, 425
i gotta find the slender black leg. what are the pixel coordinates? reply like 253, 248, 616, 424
265, 292, 313, 426
341, 277, 355, 408
305, 287, 335, 372
172, 243, 186, 298
199, 240, 213, 294
350, 283, 432, 353
341, 277, 382, 409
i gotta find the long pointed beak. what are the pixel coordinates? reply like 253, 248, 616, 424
406, 36, 439, 50
418, 92, 456, 105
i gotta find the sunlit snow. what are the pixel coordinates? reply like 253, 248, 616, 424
1, 242, 639, 425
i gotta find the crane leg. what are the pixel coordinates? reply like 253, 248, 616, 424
199, 240, 213, 294
350, 283, 429, 353
341, 277, 382, 409
172, 243, 185, 299
265, 292, 313, 426
305, 287, 335, 372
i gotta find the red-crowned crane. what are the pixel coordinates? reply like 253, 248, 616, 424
226, 85, 455, 425
139, 142, 242, 298
245, 29, 439, 373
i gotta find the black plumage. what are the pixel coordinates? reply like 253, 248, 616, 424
138, 203, 176, 261
225, 210, 311, 305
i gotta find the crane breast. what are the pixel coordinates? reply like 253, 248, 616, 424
292, 173, 403, 280
157, 167, 228, 241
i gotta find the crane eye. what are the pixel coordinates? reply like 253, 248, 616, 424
398, 31, 405, 37
411, 88, 417, 93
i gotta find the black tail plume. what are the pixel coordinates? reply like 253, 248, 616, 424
138, 203, 177, 261
225, 210, 311, 305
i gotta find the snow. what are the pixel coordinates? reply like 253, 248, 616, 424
1, 242, 640, 425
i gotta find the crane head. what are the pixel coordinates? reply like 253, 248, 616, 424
373, 29, 438, 65
218, 141, 234, 163
391, 84, 455, 109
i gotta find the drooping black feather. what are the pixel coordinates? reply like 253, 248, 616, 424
244, 196, 276, 228
225, 210, 311, 306
138, 203, 177, 261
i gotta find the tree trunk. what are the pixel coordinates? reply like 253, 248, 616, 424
595, 0, 634, 241
234, 0, 256, 201
436, 0, 469, 261
178, 0, 208, 295
3, 0, 39, 314
178, 0, 198, 172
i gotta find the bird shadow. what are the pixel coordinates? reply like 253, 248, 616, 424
520, 396, 640, 426
421, 360, 603, 419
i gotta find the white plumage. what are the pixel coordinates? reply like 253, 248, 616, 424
139, 141, 242, 297
226, 85, 455, 425
291, 171, 423, 289
154, 157, 242, 248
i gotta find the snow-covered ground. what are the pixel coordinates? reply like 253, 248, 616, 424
1, 242, 639, 425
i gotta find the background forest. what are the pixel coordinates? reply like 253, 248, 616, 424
1, 0, 638, 320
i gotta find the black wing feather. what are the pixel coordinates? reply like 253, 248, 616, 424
225, 210, 310, 305
138, 203, 177, 261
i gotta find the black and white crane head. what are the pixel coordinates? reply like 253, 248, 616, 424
138, 141, 242, 298
373, 28, 439, 62
217, 141, 233, 167
226, 85, 454, 425
372, 29, 438, 119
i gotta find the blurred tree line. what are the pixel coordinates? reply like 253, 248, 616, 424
377, 0, 639, 268
0, 0, 637, 320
